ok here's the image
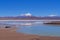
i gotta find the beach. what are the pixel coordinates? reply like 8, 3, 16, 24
0, 27, 60, 40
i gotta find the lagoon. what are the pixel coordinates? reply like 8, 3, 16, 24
0, 21, 60, 37
17, 24, 60, 37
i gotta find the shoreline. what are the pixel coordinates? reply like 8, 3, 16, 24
44, 21, 60, 25
0, 28, 60, 40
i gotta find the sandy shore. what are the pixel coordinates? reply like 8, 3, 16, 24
0, 28, 60, 40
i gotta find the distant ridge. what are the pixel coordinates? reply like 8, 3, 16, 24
0, 16, 60, 20
0, 13, 60, 20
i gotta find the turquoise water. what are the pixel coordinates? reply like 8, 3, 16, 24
17, 24, 60, 37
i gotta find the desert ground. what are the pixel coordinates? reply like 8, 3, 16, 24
0, 27, 60, 40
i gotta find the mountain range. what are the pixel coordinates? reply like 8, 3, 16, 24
0, 16, 60, 20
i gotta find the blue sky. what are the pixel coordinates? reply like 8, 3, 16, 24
0, 0, 60, 16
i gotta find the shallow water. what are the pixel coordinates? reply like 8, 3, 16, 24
17, 24, 60, 37
0, 21, 60, 36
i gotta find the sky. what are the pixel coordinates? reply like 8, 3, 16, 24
0, 0, 60, 16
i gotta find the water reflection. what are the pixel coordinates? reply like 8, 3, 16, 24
0, 21, 43, 26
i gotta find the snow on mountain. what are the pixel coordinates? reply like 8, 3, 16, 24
48, 14, 57, 17
20, 13, 32, 16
